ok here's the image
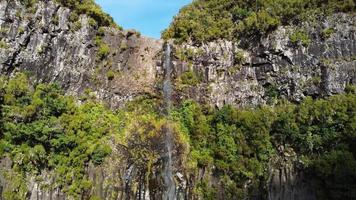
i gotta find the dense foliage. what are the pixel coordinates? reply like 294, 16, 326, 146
172, 90, 356, 199
20, 0, 117, 28
162, 0, 356, 43
0, 75, 189, 199
54, 0, 116, 27
0, 73, 122, 199
1, 74, 355, 199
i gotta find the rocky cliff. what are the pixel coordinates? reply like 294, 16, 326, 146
0, 0, 162, 109
1, 1, 354, 109
171, 13, 356, 108
0, 0, 355, 200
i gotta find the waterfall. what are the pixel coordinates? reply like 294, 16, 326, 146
162, 42, 176, 200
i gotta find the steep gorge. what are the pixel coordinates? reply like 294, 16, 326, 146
0, 0, 355, 200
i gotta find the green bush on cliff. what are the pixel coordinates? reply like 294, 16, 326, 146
235, 10, 280, 36
321, 28, 335, 39
163, 0, 356, 44
95, 37, 110, 60
180, 71, 201, 86
19, 0, 38, 8
54, 0, 117, 28
290, 30, 311, 46
19, 0, 121, 29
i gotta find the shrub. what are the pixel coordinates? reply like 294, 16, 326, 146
98, 43, 110, 60
321, 28, 335, 39
55, 0, 115, 28
290, 30, 311, 46
174, 91, 356, 199
0, 41, 9, 49
106, 70, 115, 80
1, 72, 355, 199
91, 144, 112, 165
180, 71, 200, 86
234, 50, 245, 64
236, 10, 280, 36
95, 37, 110, 60
97, 27, 106, 36
175, 47, 195, 61
69, 11, 79, 22
72, 21, 82, 32
265, 84, 280, 100
88, 17, 97, 28
19, 0, 38, 8
18, 27, 25, 35
345, 84, 356, 94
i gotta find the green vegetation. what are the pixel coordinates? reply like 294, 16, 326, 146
1, 73, 355, 199
98, 43, 110, 60
345, 84, 356, 94
72, 21, 82, 32
163, 0, 356, 44
180, 71, 201, 86
173, 92, 356, 199
321, 27, 335, 39
175, 47, 195, 61
54, 0, 115, 28
0, 74, 189, 198
290, 30, 311, 46
0, 28, 9, 35
19, 0, 121, 30
0, 73, 121, 198
69, 11, 79, 23
0, 41, 9, 49
95, 37, 110, 60
19, 0, 38, 8
18, 27, 25, 35
234, 50, 245, 65
106, 70, 115, 80
264, 84, 280, 104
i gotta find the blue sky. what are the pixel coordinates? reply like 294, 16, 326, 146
95, 0, 192, 39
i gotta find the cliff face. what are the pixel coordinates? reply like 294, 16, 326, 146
0, 0, 162, 109
171, 13, 356, 108
0, 0, 355, 200
1, 1, 354, 109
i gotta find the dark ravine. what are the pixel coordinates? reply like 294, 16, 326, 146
0, 0, 355, 200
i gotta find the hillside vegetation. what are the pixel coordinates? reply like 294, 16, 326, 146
173, 91, 356, 199
162, 0, 356, 43
20, 0, 118, 28
1, 74, 355, 199
0, 74, 121, 198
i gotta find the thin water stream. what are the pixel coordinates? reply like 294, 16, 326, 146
162, 42, 176, 200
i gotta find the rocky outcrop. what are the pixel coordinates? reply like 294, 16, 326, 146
0, 0, 162, 109
268, 147, 316, 200
171, 13, 356, 108
0, 1, 354, 109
